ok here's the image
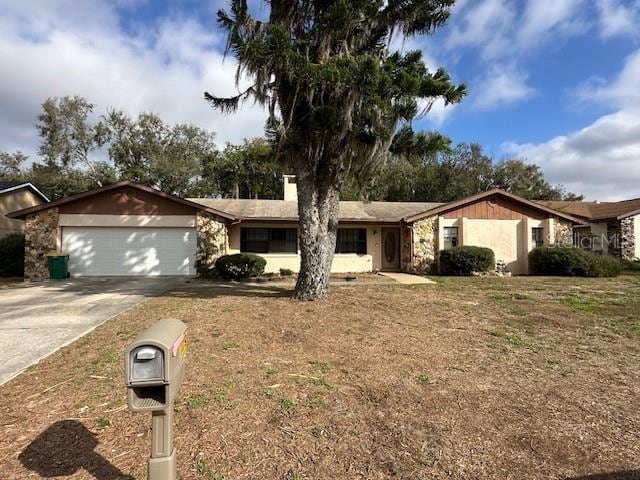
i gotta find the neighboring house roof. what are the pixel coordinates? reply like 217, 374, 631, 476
6, 181, 238, 221
537, 198, 640, 221
0, 181, 49, 202
190, 198, 444, 223
403, 189, 587, 224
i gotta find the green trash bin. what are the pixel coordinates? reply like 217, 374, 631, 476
47, 253, 69, 280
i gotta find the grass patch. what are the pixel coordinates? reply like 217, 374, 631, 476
416, 374, 432, 385
186, 394, 210, 408
279, 398, 295, 412
196, 457, 225, 480
487, 329, 530, 348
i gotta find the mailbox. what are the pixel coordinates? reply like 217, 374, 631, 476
125, 318, 187, 412
125, 318, 187, 480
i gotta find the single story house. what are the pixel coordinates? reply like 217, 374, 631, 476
537, 199, 640, 260
0, 181, 49, 238
7, 177, 585, 280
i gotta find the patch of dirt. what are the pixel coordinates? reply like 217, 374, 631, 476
1, 276, 640, 479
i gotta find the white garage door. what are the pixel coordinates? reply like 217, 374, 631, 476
62, 227, 197, 276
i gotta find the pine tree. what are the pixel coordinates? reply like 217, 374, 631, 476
207, 0, 466, 299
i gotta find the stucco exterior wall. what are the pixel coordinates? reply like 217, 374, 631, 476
0, 189, 44, 237
24, 208, 59, 281
462, 219, 526, 274
227, 222, 381, 273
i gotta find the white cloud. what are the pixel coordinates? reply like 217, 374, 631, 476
0, 0, 268, 160
504, 110, 640, 200
595, 0, 640, 38
445, 0, 516, 59
577, 49, 640, 107
517, 0, 588, 50
504, 48, 640, 201
472, 64, 536, 110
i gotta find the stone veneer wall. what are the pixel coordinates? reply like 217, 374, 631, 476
620, 217, 635, 260
24, 208, 59, 281
409, 216, 438, 274
196, 212, 228, 275
554, 219, 574, 247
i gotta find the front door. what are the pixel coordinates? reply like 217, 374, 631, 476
381, 228, 401, 271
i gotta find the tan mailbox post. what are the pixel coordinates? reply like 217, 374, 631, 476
125, 318, 187, 480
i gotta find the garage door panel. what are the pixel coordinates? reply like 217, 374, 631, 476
62, 227, 196, 276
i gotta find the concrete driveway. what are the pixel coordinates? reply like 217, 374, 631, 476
0, 277, 184, 385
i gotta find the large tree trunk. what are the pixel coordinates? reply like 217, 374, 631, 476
294, 169, 340, 300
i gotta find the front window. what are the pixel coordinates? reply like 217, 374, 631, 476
532, 227, 544, 248
335, 228, 367, 254
443, 227, 458, 249
240, 228, 297, 253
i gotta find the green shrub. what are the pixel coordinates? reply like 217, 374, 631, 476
438, 246, 495, 276
622, 259, 640, 272
587, 254, 624, 277
0, 233, 25, 277
529, 247, 590, 276
279, 268, 294, 276
529, 247, 622, 277
215, 253, 266, 280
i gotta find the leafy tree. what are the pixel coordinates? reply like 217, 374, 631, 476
0, 151, 28, 178
201, 138, 283, 199
492, 158, 582, 200
36, 96, 110, 185
208, 0, 466, 299
103, 111, 217, 197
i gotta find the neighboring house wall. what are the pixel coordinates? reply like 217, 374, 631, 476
24, 208, 59, 281
0, 189, 44, 237
227, 222, 380, 273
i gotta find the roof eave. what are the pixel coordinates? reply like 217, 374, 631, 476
0, 182, 50, 203
402, 189, 587, 225
6, 181, 238, 222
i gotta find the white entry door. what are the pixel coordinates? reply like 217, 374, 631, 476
62, 227, 197, 276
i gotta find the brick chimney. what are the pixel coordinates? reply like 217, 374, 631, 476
283, 175, 297, 202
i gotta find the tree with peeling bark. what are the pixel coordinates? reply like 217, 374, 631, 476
206, 0, 466, 300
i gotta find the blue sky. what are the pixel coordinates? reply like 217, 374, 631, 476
0, 0, 639, 200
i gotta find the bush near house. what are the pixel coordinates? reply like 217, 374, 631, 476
622, 259, 640, 272
529, 247, 623, 277
215, 253, 267, 280
0, 233, 25, 277
438, 246, 495, 276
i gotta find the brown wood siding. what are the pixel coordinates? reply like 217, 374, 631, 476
442, 195, 547, 220
59, 186, 196, 215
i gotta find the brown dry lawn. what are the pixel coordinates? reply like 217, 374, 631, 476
2, 275, 640, 480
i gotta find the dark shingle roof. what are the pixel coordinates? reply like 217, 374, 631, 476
0, 181, 29, 190
537, 199, 640, 220
189, 198, 444, 223
0, 181, 49, 202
